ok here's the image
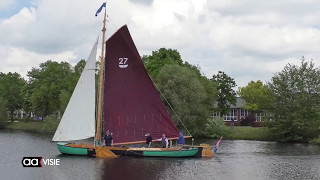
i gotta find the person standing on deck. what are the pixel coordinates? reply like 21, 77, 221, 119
145, 132, 152, 148
177, 131, 185, 145
157, 134, 168, 148
104, 130, 113, 146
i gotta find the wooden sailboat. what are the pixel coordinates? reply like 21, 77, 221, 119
52, 3, 213, 158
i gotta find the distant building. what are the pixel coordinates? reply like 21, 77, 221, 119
213, 97, 266, 122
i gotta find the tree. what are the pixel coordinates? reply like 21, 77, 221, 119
142, 48, 183, 79
20, 83, 33, 120
27, 60, 74, 116
211, 71, 237, 116
142, 48, 218, 136
183, 62, 218, 117
60, 59, 87, 114
157, 64, 213, 136
268, 57, 320, 142
238, 80, 273, 112
0, 72, 26, 121
0, 97, 8, 127
74, 59, 86, 76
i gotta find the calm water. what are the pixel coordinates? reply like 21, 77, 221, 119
1, 130, 320, 180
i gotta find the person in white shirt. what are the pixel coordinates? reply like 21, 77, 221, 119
157, 134, 168, 148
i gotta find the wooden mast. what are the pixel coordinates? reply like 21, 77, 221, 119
95, 2, 107, 145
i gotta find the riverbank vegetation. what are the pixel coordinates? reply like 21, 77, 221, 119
224, 126, 274, 141
310, 137, 320, 145
238, 59, 320, 143
0, 49, 319, 143
4, 115, 59, 132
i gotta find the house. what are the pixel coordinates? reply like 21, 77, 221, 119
213, 97, 266, 123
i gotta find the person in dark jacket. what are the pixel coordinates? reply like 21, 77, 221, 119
104, 130, 113, 146
145, 132, 152, 148
231, 117, 235, 129
177, 131, 185, 145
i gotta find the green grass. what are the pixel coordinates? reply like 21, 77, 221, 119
224, 126, 274, 141
310, 137, 320, 145
3, 116, 60, 132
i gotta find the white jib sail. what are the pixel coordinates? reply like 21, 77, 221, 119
52, 38, 98, 141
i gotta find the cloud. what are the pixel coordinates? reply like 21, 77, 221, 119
0, 0, 16, 11
0, 0, 320, 88
0, 0, 102, 78
129, 0, 153, 6
0, 45, 76, 79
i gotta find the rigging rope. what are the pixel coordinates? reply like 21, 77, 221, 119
152, 80, 192, 137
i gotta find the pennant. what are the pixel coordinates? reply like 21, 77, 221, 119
214, 136, 223, 153
95, 3, 106, 16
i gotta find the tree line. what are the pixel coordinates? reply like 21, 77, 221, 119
0, 48, 319, 142
238, 57, 320, 142
0, 60, 89, 124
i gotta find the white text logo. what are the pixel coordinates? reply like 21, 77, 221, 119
119, 58, 128, 68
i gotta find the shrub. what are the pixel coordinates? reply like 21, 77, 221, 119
204, 117, 227, 138
310, 137, 320, 145
240, 113, 256, 126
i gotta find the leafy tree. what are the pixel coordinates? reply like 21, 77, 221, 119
142, 48, 218, 136
27, 60, 74, 116
0, 97, 8, 127
20, 83, 33, 120
183, 62, 218, 116
142, 48, 183, 79
60, 59, 87, 114
211, 71, 237, 116
156, 64, 212, 137
74, 59, 86, 76
59, 89, 71, 114
0, 72, 26, 121
238, 80, 273, 112
184, 62, 218, 104
268, 58, 320, 142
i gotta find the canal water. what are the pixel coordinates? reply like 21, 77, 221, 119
1, 130, 320, 180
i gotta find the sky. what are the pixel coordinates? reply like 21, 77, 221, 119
1, 0, 320, 88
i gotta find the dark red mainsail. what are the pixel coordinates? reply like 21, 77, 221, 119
103, 25, 179, 144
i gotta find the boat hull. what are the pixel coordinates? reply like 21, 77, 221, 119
142, 147, 199, 157
57, 143, 203, 158
108, 147, 201, 158
57, 142, 92, 156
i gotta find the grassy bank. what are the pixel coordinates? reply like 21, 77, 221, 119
3, 116, 59, 132
223, 126, 274, 141
310, 137, 320, 145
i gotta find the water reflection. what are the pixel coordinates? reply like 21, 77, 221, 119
97, 158, 165, 180
1, 130, 320, 180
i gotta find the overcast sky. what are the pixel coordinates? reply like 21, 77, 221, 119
1, 0, 320, 87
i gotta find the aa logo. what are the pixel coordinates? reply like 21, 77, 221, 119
22, 157, 42, 167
